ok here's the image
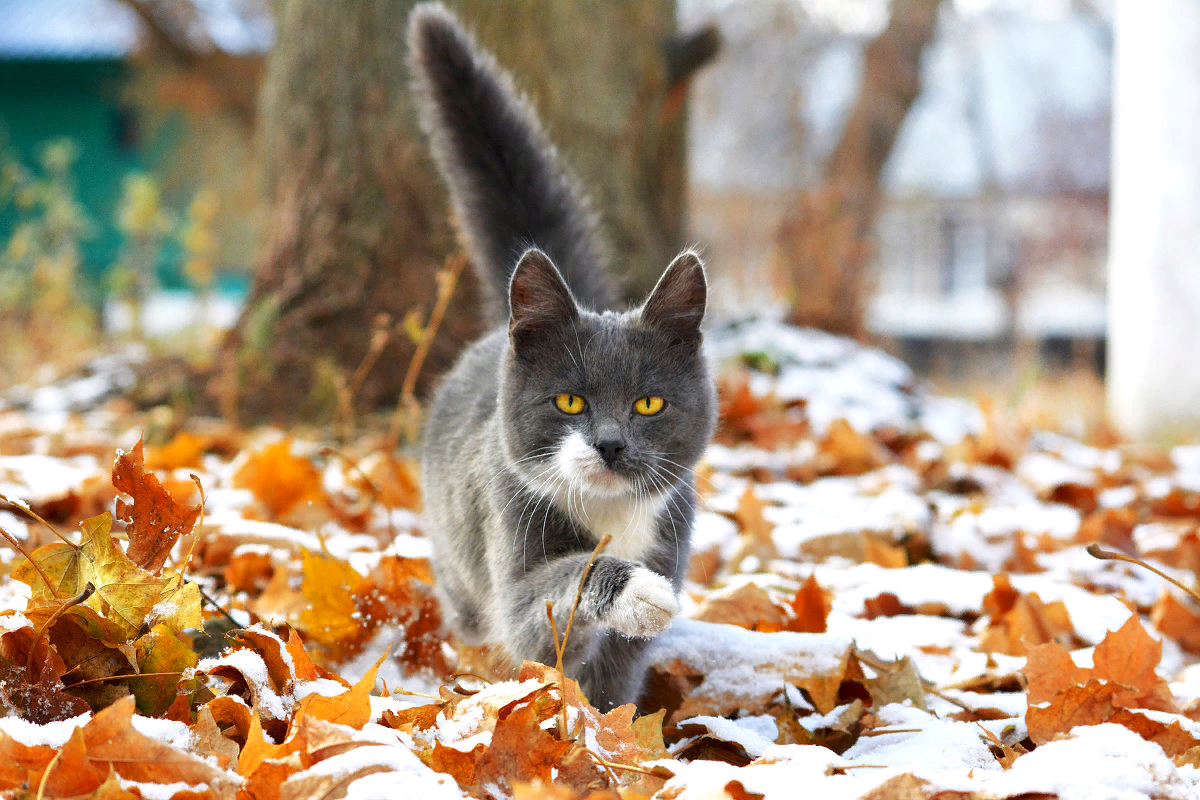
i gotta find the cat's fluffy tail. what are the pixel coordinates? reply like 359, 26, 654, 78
407, 3, 617, 315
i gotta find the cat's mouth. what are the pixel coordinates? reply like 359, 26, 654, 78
570, 459, 635, 497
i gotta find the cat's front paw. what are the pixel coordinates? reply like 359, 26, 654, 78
603, 567, 678, 638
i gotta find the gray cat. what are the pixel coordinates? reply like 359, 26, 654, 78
408, 3, 716, 711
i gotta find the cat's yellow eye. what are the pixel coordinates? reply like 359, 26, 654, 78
634, 396, 665, 416
555, 394, 586, 414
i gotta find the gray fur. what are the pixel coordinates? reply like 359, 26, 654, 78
406, 2, 616, 319
410, 3, 716, 711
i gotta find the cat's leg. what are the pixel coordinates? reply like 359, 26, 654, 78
501, 553, 678, 673
576, 629, 657, 711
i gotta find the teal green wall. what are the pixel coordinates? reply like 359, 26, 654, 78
0, 58, 143, 284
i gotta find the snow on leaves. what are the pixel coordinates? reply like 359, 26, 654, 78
5, 323, 1200, 797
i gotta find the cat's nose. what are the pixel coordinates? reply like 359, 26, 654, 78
594, 437, 625, 466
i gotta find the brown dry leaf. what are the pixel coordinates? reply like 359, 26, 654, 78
786, 574, 831, 633
297, 550, 368, 658
979, 574, 1077, 656
295, 648, 388, 730
473, 698, 606, 797
862, 653, 927, 711
1108, 709, 1200, 758
76, 695, 234, 790
0, 728, 56, 790
39, 726, 107, 797
355, 451, 422, 510
716, 372, 809, 450
729, 485, 777, 569
233, 437, 326, 519
224, 550, 275, 594
856, 773, 934, 800
1091, 615, 1174, 712
863, 535, 908, 568
790, 644, 855, 716
286, 627, 321, 682
112, 438, 201, 574
818, 418, 889, 476
692, 583, 789, 632
862, 592, 913, 619
191, 705, 240, 770
359, 556, 452, 676
1023, 640, 1088, 705
1026, 679, 1121, 745
1152, 592, 1200, 654
207, 695, 254, 746
145, 431, 213, 471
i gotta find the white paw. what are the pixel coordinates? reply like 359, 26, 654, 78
604, 567, 678, 638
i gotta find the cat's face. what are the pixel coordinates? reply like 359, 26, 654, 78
498, 250, 716, 503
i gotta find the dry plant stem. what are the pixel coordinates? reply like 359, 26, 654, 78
388, 253, 467, 447
547, 533, 613, 739
0, 524, 55, 598
28, 582, 95, 672
196, 584, 242, 629
318, 446, 395, 540
0, 491, 74, 545
1086, 543, 1200, 605
173, 473, 206, 588
69, 670, 184, 687
587, 752, 664, 777
338, 314, 395, 439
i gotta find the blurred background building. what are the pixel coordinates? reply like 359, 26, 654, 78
0, 0, 1115, 382
682, 0, 1112, 378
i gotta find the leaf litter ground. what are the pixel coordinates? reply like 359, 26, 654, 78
1, 319, 1200, 798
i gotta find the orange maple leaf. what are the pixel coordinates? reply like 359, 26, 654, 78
112, 439, 201, 574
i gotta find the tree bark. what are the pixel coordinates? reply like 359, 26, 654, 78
773, 0, 942, 338
214, 0, 696, 423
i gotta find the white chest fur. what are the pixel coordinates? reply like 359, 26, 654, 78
573, 492, 666, 561
533, 431, 669, 563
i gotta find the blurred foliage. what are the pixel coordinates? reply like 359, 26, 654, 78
111, 172, 175, 336
0, 138, 99, 385
0, 136, 229, 387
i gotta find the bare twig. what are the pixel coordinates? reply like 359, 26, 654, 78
28, 582, 95, 672
0, 524, 56, 599
388, 253, 467, 447
1087, 543, 1200, 605
0, 491, 74, 545
546, 534, 612, 739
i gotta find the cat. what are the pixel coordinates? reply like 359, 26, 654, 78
408, 2, 716, 711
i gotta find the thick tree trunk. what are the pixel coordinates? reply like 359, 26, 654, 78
213, 0, 694, 423
773, 0, 942, 338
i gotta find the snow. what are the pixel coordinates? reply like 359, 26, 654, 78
674, 715, 778, 758
197, 648, 291, 722
281, 741, 467, 800
129, 714, 195, 752
0, 712, 90, 747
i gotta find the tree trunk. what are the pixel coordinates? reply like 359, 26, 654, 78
213, 0, 694, 423
773, 0, 942, 338
1108, 0, 1200, 437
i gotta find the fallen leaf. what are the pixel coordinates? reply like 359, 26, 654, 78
297, 551, 367, 658
1151, 592, 1200, 654
112, 439, 201, 574
786, 574, 831, 633
692, 583, 789, 632
233, 438, 326, 519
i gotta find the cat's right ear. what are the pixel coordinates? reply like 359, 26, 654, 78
508, 248, 578, 353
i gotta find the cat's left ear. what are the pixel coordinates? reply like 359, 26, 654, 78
640, 251, 707, 345
508, 248, 578, 353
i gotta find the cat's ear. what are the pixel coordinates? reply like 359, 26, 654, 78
640, 250, 707, 345
508, 248, 578, 351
